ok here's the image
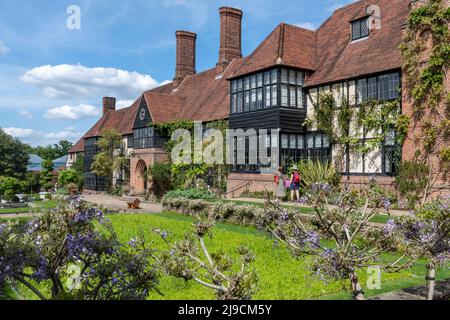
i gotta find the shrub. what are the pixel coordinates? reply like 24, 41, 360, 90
164, 188, 217, 200
0, 197, 160, 300
296, 161, 340, 190
0, 176, 22, 201
395, 160, 429, 209
148, 163, 173, 197
58, 169, 79, 187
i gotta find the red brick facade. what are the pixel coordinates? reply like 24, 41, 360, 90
217, 7, 243, 73
102, 97, 116, 115
129, 148, 168, 194
173, 31, 197, 89
226, 173, 275, 198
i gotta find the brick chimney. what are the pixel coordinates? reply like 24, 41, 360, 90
102, 97, 116, 115
217, 7, 243, 73
173, 30, 197, 89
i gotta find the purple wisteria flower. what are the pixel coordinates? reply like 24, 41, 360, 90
381, 197, 392, 211
384, 219, 397, 235
311, 183, 332, 194
0, 223, 7, 235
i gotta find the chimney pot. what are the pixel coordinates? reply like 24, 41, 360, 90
174, 30, 197, 88
217, 7, 243, 72
102, 97, 116, 115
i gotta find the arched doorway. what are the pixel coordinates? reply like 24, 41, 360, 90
136, 160, 148, 193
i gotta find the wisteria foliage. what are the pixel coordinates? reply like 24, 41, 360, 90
0, 197, 160, 300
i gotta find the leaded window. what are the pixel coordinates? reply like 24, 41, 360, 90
352, 17, 369, 41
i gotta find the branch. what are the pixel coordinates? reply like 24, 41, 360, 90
13, 275, 47, 300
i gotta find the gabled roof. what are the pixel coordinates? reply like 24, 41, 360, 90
305, 0, 409, 87
68, 138, 84, 153
229, 23, 317, 79
77, 0, 409, 145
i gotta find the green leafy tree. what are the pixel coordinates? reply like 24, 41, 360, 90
58, 169, 79, 187
71, 153, 85, 190
0, 176, 22, 201
90, 129, 125, 190
40, 160, 54, 191
32, 140, 74, 160
25, 171, 41, 194
0, 128, 30, 179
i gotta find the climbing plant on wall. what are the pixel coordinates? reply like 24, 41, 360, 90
305, 92, 403, 156
155, 120, 229, 192
399, 0, 450, 196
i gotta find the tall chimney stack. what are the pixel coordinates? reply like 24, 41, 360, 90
102, 97, 116, 115
217, 7, 243, 72
174, 30, 197, 89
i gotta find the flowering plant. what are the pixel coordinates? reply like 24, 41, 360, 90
262, 184, 412, 300
0, 197, 160, 300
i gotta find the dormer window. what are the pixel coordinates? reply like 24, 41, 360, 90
351, 17, 369, 41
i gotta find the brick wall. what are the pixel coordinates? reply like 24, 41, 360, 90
226, 173, 275, 198
217, 7, 243, 72
401, 0, 450, 198
129, 148, 169, 194
173, 31, 197, 88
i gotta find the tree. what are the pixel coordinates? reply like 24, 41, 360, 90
40, 160, 54, 191
0, 176, 23, 201
0, 198, 160, 300
25, 171, 41, 194
156, 214, 258, 300
90, 129, 125, 190
387, 199, 449, 300
71, 153, 85, 190
54, 140, 73, 158
32, 140, 74, 161
58, 169, 79, 187
262, 184, 412, 300
0, 128, 30, 179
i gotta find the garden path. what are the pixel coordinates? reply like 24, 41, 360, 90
82, 193, 163, 213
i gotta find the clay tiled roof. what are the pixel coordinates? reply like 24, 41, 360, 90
78, 0, 409, 145
82, 97, 142, 138
305, 0, 409, 87
68, 138, 84, 154
229, 23, 317, 79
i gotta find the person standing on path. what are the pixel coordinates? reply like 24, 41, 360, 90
274, 166, 286, 204
290, 166, 301, 202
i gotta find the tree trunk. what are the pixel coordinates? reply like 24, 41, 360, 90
350, 272, 365, 300
426, 263, 436, 301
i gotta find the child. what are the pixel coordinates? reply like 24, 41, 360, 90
290, 166, 301, 202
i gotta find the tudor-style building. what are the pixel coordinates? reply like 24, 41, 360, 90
68, 0, 449, 197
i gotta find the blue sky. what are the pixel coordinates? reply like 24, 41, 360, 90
0, 0, 355, 146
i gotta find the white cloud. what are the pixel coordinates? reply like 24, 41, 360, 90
4, 127, 82, 146
116, 99, 135, 110
21, 64, 165, 100
294, 22, 316, 30
44, 104, 100, 120
19, 109, 33, 119
4, 127, 34, 138
0, 41, 10, 55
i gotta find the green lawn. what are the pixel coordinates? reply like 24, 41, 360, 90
4, 211, 448, 300
109, 212, 447, 300
0, 200, 57, 214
